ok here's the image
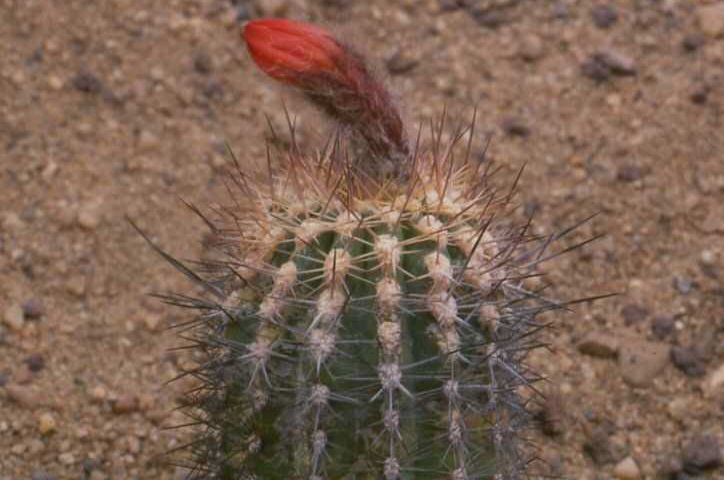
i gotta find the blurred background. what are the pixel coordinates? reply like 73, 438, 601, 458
1, 1, 722, 479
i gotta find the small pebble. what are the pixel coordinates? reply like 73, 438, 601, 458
4, 303, 25, 331
621, 303, 649, 325
703, 362, 724, 398
690, 85, 710, 105
47, 75, 64, 90
682, 33, 706, 52
617, 164, 645, 182
37, 412, 56, 434
72, 71, 103, 94
650, 315, 675, 339
614, 456, 641, 480
386, 50, 419, 75
77, 201, 103, 230
21, 297, 45, 319
137, 130, 161, 152
193, 51, 212, 74
683, 435, 722, 472
25, 353, 46, 372
583, 426, 620, 465
578, 332, 619, 358
699, 249, 716, 266
591, 5, 618, 28
519, 34, 545, 61
66, 276, 87, 297
58, 452, 76, 465
582, 56, 611, 82
500, 117, 530, 137
89, 384, 108, 401
597, 50, 637, 75
670, 345, 707, 377
696, 4, 724, 38
667, 397, 689, 421
618, 340, 669, 387
112, 394, 140, 414
673, 275, 694, 294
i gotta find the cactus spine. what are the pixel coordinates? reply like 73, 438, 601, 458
149, 19, 586, 480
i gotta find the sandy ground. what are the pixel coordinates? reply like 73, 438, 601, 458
1, 1, 723, 479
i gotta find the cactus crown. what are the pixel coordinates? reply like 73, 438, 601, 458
143, 19, 598, 480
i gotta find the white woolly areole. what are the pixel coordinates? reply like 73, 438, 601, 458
376, 277, 401, 315
424, 251, 453, 293
375, 234, 400, 275
377, 321, 401, 357
427, 291, 458, 329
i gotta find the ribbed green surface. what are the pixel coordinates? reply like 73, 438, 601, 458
208, 206, 502, 480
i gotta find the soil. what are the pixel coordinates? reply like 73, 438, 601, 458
1, 1, 723, 479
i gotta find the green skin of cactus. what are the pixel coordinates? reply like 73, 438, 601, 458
204, 170, 525, 480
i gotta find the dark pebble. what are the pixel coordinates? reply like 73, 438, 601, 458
683, 435, 722, 472
690, 86, 709, 105
193, 52, 213, 74
386, 51, 419, 75
581, 57, 611, 82
670, 345, 707, 377
682, 34, 706, 52
651, 315, 675, 339
25, 353, 46, 372
591, 5, 618, 28
21, 297, 45, 319
673, 275, 694, 294
71, 71, 103, 94
501, 117, 530, 137
621, 303, 649, 326
0, 370, 8, 387
583, 426, 621, 465
473, 10, 507, 28
617, 164, 646, 182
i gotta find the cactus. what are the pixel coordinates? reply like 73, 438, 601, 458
142, 19, 601, 480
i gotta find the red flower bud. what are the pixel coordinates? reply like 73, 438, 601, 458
242, 19, 345, 86
242, 19, 409, 175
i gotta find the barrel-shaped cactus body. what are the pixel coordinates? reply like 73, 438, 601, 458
152, 18, 575, 480
178, 145, 541, 480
